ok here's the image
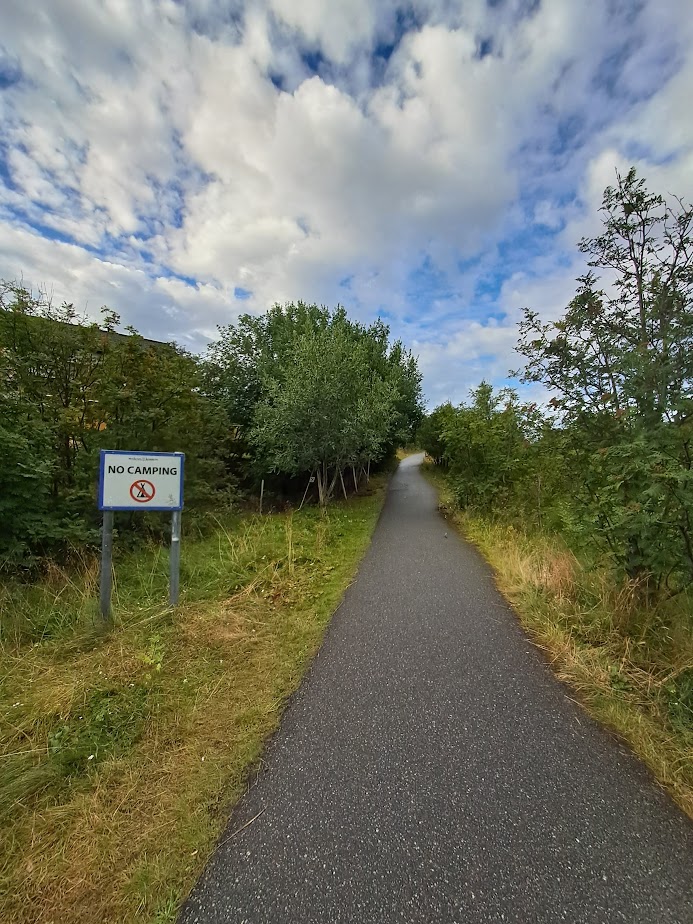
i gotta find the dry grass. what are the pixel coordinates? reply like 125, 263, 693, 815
0, 481, 387, 924
424, 462, 693, 821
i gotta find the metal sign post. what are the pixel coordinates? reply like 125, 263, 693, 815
100, 510, 114, 621
97, 450, 185, 621
170, 509, 182, 606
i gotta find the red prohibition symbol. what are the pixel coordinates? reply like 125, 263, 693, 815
130, 479, 156, 503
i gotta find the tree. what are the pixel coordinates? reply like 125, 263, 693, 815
204, 302, 334, 437
207, 302, 424, 499
0, 354, 57, 564
516, 169, 693, 588
442, 383, 540, 514
417, 403, 457, 465
250, 324, 397, 505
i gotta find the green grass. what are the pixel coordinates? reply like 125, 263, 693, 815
0, 479, 387, 924
422, 460, 693, 821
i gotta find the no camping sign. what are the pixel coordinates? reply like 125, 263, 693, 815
98, 451, 184, 511
98, 450, 185, 621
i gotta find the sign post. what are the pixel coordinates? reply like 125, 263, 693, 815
100, 510, 114, 621
170, 509, 182, 606
98, 451, 185, 621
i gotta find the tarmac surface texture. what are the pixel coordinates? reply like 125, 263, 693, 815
180, 454, 693, 924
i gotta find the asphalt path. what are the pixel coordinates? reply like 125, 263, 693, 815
180, 454, 693, 924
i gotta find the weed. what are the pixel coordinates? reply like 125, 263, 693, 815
665, 669, 693, 734
47, 685, 150, 774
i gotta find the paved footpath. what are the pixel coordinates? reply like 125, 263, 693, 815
181, 454, 693, 924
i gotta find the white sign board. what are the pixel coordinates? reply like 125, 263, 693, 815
98, 450, 184, 511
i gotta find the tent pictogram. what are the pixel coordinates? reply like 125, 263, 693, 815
129, 479, 156, 503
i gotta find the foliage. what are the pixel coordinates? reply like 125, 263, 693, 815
417, 402, 456, 464
443, 383, 537, 512
251, 325, 395, 502
515, 168, 693, 589
419, 385, 554, 522
0, 282, 231, 566
1, 285, 422, 563
422, 170, 693, 594
0, 377, 57, 561
206, 302, 423, 503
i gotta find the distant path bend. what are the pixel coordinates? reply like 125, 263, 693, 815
181, 454, 693, 924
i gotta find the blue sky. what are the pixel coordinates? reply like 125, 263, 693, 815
0, 0, 692, 407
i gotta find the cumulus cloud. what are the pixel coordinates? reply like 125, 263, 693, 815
0, 0, 691, 404
415, 321, 519, 409
0, 221, 238, 349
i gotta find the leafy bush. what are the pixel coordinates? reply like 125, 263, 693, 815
421, 169, 693, 595
516, 169, 693, 589
0, 282, 232, 566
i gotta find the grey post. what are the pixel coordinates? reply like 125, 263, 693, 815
99, 510, 114, 622
170, 509, 182, 606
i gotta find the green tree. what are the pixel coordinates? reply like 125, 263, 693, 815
516, 169, 693, 588
207, 302, 424, 497
204, 302, 334, 437
443, 383, 539, 514
417, 403, 457, 465
0, 281, 231, 565
0, 355, 56, 564
250, 324, 397, 504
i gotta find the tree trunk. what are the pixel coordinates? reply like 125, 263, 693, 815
327, 466, 340, 502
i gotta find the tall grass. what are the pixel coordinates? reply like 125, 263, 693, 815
0, 507, 345, 646
0, 482, 387, 924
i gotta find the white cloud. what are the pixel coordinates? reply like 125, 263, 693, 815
415, 321, 519, 409
0, 221, 239, 348
268, 0, 379, 65
0, 0, 691, 405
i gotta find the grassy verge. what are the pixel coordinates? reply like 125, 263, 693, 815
0, 478, 387, 924
422, 461, 693, 820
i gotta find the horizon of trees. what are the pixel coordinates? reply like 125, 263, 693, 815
0, 290, 423, 569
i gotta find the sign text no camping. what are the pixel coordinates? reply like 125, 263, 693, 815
98, 451, 184, 511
